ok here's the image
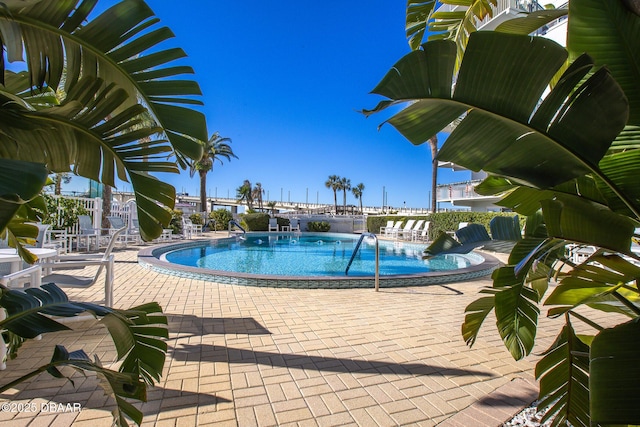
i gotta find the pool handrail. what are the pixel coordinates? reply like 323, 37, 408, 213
228, 220, 246, 236
345, 232, 379, 291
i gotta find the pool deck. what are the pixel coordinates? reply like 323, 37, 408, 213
0, 232, 610, 426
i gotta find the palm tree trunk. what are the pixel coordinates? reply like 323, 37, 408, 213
199, 169, 207, 216
333, 191, 338, 214
429, 135, 438, 212
101, 184, 112, 230
359, 198, 363, 214
343, 191, 347, 215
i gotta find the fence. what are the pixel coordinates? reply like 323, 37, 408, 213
48, 195, 138, 233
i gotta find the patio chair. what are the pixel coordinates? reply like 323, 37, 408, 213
40, 228, 126, 307
400, 219, 423, 240
394, 219, 416, 240
268, 218, 279, 232
379, 220, 394, 235
383, 221, 403, 237
107, 216, 140, 246
182, 217, 202, 239
413, 221, 431, 242
76, 214, 102, 251
289, 218, 300, 232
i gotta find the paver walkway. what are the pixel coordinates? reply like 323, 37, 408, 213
0, 234, 605, 426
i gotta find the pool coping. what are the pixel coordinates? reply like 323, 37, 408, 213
138, 235, 501, 289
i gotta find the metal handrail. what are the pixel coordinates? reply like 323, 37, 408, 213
345, 232, 380, 291
228, 220, 246, 236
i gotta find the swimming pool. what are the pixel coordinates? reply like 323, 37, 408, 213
139, 233, 499, 289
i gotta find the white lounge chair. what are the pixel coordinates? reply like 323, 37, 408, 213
268, 218, 279, 232
289, 218, 300, 232
107, 216, 140, 246
379, 220, 394, 235
40, 228, 126, 307
413, 221, 431, 242
395, 219, 416, 240
383, 221, 403, 237
402, 220, 424, 240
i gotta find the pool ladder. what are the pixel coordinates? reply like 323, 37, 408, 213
345, 232, 380, 291
228, 220, 246, 237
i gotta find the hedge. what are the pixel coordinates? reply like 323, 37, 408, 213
367, 212, 525, 241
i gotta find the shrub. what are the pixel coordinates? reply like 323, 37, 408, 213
243, 213, 270, 231
307, 221, 330, 232
169, 209, 183, 235
208, 209, 233, 231
42, 194, 88, 229
189, 213, 204, 225
276, 217, 289, 228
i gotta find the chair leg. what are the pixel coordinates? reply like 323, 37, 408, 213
105, 255, 114, 307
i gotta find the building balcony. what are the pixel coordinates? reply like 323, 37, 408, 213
436, 180, 503, 211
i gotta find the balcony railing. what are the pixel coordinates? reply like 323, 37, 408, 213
436, 180, 484, 201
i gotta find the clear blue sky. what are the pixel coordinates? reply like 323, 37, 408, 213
65, 1, 462, 209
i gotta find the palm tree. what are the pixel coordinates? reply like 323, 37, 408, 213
351, 183, 365, 214
427, 136, 438, 212
339, 177, 351, 215
267, 201, 277, 216
252, 182, 265, 211
325, 175, 341, 214
191, 133, 237, 216
236, 179, 254, 211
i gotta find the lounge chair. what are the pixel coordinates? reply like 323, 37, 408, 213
401, 219, 424, 240
379, 220, 394, 235
412, 221, 430, 242
268, 218, 279, 232
289, 218, 300, 232
40, 228, 126, 307
395, 219, 416, 240
383, 221, 403, 238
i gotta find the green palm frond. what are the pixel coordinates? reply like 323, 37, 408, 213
0, 0, 206, 161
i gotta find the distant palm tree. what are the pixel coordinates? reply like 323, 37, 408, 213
339, 177, 351, 215
267, 201, 277, 216
351, 183, 365, 214
236, 179, 254, 211
325, 175, 341, 214
191, 133, 237, 216
252, 182, 264, 211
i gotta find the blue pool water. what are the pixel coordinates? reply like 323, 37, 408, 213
162, 233, 480, 277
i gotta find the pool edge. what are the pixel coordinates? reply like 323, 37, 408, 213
138, 238, 501, 289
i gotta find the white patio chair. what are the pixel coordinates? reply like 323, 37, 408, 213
268, 218, 279, 232
76, 214, 102, 251
383, 221, 403, 237
379, 220, 394, 235
413, 221, 431, 242
395, 219, 416, 240
401, 219, 424, 240
107, 216, 140, 246
40, 228, 126, 307
289, 218, 301, 232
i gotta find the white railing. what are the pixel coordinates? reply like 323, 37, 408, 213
437, 180, 483, 201
48, 195, 103, 233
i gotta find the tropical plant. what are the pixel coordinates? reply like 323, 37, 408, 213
365, 0, 640, 424
209, 208, 233, 231
307, 221, 330, 232
351, 183, 365, 214
267, 201, 277, 216
41, 194, 88, 230
325, 175, 341, 214
339, 177, 351, 215
190, 132, 237, 217
0, 0, 207, 242
236, 179, 254, 210
0, 285, 168, 426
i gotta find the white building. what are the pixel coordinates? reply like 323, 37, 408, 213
435, 0, 568, 211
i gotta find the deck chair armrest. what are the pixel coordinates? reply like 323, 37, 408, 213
40, 259, 109, 269
0, 265, 42, 286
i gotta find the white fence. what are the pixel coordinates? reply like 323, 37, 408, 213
48, 195, 137, 233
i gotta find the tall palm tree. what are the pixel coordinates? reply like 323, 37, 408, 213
191, 133, 237, 216
252, 182, 264, 211
340, 177, 351, 215
325, 175, 341, 214
236, 179, 254, 211
428, 135, 438, 212
351, 183, 365, 214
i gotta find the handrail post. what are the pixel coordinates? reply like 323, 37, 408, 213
345, 232, 379, 291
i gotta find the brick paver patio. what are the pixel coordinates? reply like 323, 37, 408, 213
0, 233, 597, 426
